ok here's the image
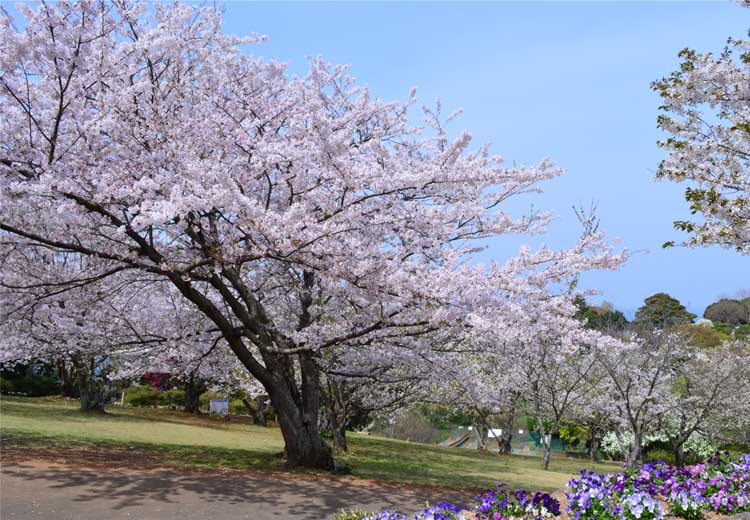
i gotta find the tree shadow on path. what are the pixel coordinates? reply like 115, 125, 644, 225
1, 460, 475, 519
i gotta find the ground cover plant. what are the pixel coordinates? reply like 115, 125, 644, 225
336, 453, 750, 519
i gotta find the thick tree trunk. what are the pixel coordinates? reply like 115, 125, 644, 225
497, 431, 512, 455
183, 373, 200, 414
269, 383, 333, 468
76, 357, 108, 413
165, 248, 334, 469
673, 441, 686, 468
262, 352, 334, 470
495, 404, 515, 455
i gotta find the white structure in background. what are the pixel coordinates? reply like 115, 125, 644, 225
209, 399, 230, 416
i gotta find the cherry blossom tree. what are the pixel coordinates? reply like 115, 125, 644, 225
427, 296, 610, 463
0, 1, 625, 468
653, 2, 750, 253
596, 332, 682, 466
512, 324, 605, 470
0, 261, 152, 411
660, 339, 750, 466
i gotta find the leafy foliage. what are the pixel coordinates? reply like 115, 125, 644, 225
574, 297, 629, 331
0, 362, 60, 396
124, 385, 160, 408
634, 293, 696, 329
653, 9, 750, 254
704, 298, 750, 325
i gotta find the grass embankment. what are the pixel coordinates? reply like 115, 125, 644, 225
0, 396, 619, 491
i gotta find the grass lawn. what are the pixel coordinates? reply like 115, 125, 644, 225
0, 396, 620, 491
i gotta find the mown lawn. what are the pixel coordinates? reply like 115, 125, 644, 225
0, 396, 620, 491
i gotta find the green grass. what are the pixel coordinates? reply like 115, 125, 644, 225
0, 396, 620, 491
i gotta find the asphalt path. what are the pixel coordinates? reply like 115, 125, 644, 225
0, 459, 474, 519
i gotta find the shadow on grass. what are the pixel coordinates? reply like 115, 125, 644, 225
1, 432, 282, 471
0, 398, 266, 436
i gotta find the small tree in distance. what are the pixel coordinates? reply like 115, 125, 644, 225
634, 293, 696, 329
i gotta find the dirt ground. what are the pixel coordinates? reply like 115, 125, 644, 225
0, 449, 475, 520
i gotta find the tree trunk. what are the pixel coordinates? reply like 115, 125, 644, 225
537, 426, 552, 470
588, 432, 600, 462
269, 383, 333, 469
76, 357, 108, 413
542, 442, 552, 470
495, 428, 513, 455
263, 352, 334, 470
183, 373, 200, 414
628, 430, 644, 467
495, 403, 515, 455
326, 402, 348, 453
166, 262, 334, 470
474, 422, 489, 451
57, 359, 78, 398
333, 424, 348, 453
253, 395, 268, 426
673, 441, 686, 468
322, 378, 350, 453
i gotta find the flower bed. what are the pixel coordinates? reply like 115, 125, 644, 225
335, 452, 750, 520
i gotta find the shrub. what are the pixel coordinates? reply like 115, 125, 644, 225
1, 362, 61, 396
230, 397, 250, 415
372, 408, 440, 444
644, 448, 676, 465
199, 391, 223, 411
0, 376, 14, 394
141, 372, 171, 391
160, 389, 185, 408
124, 384, 160, 407
736, 323, 750, 339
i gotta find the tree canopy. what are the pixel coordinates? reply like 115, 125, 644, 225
634, 293, 696, 329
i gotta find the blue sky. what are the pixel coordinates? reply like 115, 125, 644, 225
216, 1, 748, 317
3, 1, 747, 317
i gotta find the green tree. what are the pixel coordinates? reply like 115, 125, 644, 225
704, 298, 750, 325
634, 293, 696, 329
574, 297, 629, 331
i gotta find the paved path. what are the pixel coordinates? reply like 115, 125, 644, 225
0, 460, 473, 519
